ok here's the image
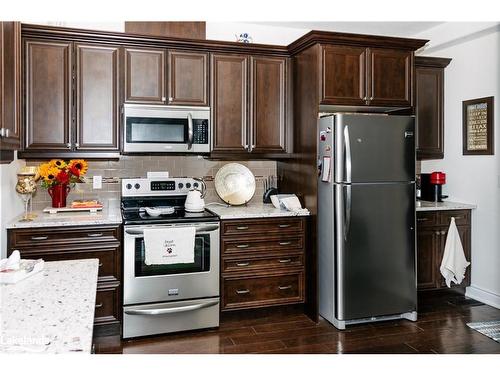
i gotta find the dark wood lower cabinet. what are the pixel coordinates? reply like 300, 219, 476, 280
416, 209, 471, 291
220, 217, 306, 311
7, 224, 122, 336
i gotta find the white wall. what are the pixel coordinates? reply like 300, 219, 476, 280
0, 153, 26, 258
417, 25, 500, 308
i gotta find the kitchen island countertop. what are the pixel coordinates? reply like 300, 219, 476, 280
206, 202, 310, 220
416, 200, 477, 211
6, 207, 122, 229
0, 259, 99, 353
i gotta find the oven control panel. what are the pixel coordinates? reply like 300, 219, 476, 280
122, 177, 202, 197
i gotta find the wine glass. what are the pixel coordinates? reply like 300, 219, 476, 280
15, 171, 37, 222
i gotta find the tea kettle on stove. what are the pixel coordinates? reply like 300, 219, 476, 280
185, 178, 207, 212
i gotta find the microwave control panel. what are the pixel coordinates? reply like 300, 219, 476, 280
193, 119, 209, 144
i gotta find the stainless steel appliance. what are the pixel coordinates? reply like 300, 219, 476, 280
123, 105, 210, 153
122, 176, 220, 338
317, 113, 417, 330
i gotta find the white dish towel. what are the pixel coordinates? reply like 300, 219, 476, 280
144, 227, 195, 265
440, 217, 470, 287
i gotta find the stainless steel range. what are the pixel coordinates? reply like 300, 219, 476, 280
121, 176, 220, 339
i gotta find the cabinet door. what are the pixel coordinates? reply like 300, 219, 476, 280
367, 48, 412, 107
125, 48, 165, 103
0, 22, 21, 150
211, 54, 249, 152
25, 40, 72, 150
320, 45, 367, 106
416, 227, 440, 290
249, 56, 286, 153
167, 50, 208, 106
416, 66, 444, 159
76, 44, 120, 151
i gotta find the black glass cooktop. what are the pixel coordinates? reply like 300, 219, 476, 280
121, 196, 219, 225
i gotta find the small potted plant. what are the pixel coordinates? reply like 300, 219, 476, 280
38, 159, 88, 208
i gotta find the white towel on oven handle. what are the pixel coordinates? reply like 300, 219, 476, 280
440, 217, 470, 287
144, 227, 196, 265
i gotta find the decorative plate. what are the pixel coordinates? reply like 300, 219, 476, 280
214, 163, 256, 205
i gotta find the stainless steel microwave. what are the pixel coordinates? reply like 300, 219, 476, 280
123, 104, 210, 153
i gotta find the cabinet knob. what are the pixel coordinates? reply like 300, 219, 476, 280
162, 96, 166, 102
4, 129, 10, 137
75, 143, 80, 149
0, 128, 5, 137
66, 143, 72, 149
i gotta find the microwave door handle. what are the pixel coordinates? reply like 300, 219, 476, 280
187, 113, 194, 150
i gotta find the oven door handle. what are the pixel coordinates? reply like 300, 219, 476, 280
125, 225, 219, 236
124, 300, 219, 316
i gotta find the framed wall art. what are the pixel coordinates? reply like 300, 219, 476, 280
463, 96, 494, 155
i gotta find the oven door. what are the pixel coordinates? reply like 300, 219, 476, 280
123, 222, 220, 305
123, 105, 210, 153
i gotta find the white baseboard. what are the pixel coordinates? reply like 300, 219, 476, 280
466, 286, 500, 309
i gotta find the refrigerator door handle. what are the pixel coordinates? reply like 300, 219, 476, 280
344, 184, 352, 240
343, 125, 352, 183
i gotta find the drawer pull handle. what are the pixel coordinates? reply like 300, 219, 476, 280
278, 224, 291, 228
236, 226, 249, 230
278, 285, 292, 290
95, 303, 103, 309
236, 244, 250, 248
31, 236, 48, 241
441, 230, 447, 236
236, 289, 250, 295
236, 262, 250, 267
417, 218, 428, 222
278, 258, 292, 263
87, 233, 103, 237
279, 241, 292, 246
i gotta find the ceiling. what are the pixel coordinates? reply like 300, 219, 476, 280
253, 22, 444, 38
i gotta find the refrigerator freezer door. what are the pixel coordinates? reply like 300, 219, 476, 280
334, 114, 415, 183
335, 182, 416, 321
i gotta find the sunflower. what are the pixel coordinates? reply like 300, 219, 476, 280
68, 159, 89, 176
49, 159, 67, 169
38, 162, 52, 179
41, 166, 61, 184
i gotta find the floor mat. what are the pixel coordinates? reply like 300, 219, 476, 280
467, 320, 500, 343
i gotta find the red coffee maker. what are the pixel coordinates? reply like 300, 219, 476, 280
419, 172, 448, 202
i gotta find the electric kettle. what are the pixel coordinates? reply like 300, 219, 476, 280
184, 178, 207, 212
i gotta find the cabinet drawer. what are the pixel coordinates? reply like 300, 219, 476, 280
222, 272, 304, 310
9, 226, 120, 248
438, 210, 470, 226
416, 212, 438, 227
222, 218, 304, 236
94, 282, 120, 325
222, 236, 304, 255
15, 244, 120, 282
222, 253, 303, 273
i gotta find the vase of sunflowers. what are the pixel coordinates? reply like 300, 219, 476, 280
38, 159, 89, 208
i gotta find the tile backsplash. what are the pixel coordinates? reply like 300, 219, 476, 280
27, 156, 277, 210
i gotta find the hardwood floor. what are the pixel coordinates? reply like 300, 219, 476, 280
93, 289, 500, 354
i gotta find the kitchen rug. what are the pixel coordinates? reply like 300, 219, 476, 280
467, 321, 500, 343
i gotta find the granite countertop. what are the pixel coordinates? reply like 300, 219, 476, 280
416, 200, 477, 211
7, 208, 122, 229
0, 259, 99, 353
206, 202, 310, 220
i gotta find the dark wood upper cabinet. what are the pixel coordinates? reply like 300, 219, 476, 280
25, 39, 72, 151
125, 47, 165, 104
211, 53, 248, 152
320, 45, 366, 106
367, 48, 412, 107
415, 56, 451, 160
76, 44, 120, 151
167, 50, 208, 106
0, 22, 22, 161
250, 56, 287, 153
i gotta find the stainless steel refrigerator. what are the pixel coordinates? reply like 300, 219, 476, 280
318, 113, 417, 330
